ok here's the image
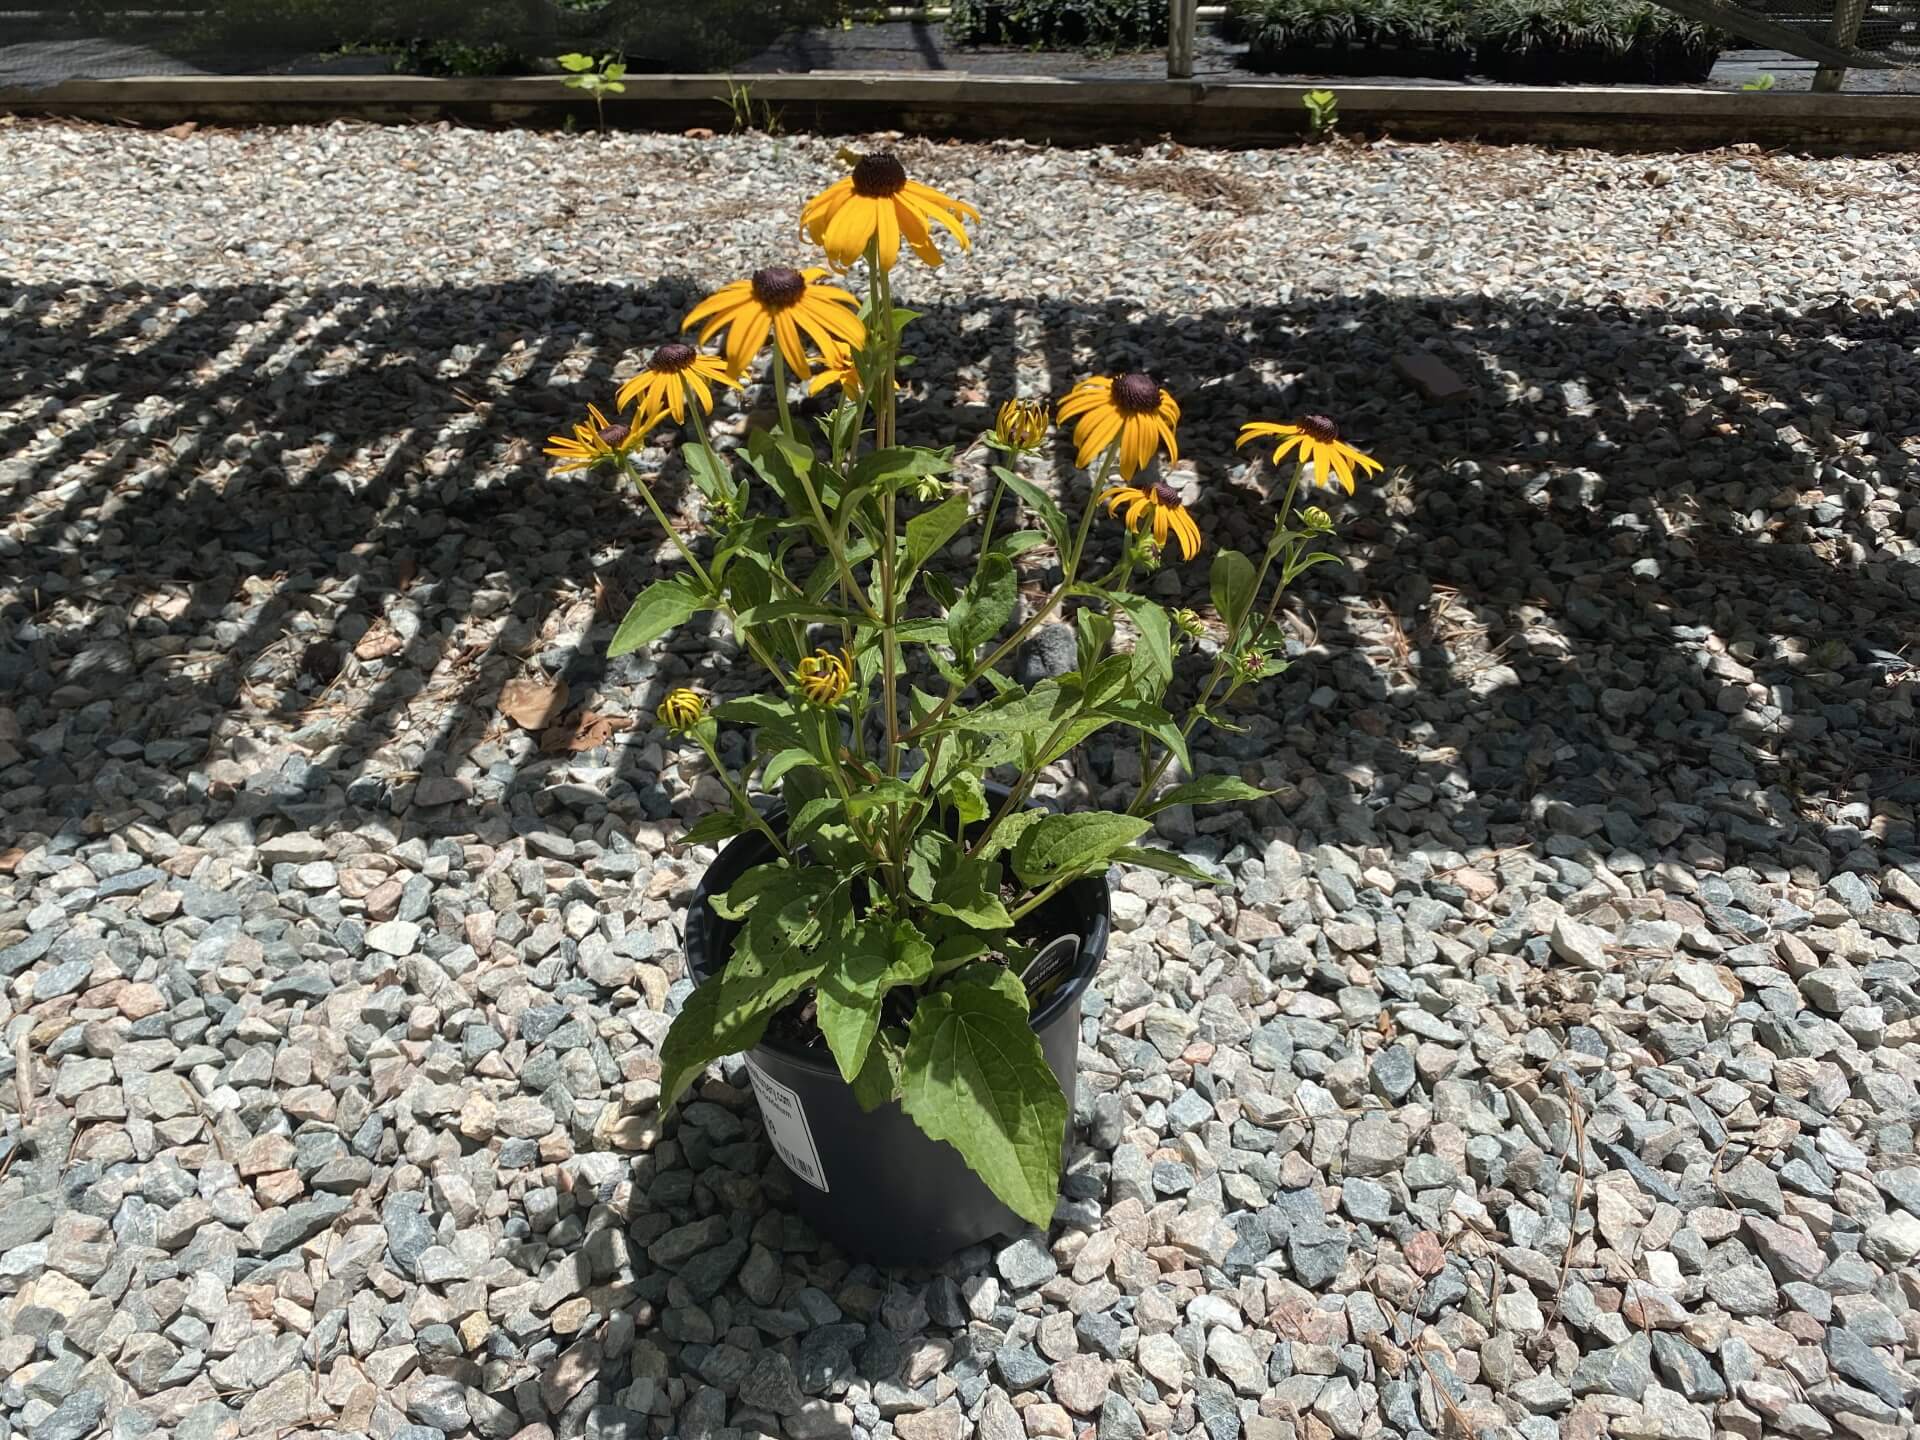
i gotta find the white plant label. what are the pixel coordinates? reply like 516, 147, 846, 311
746, 1057, 829, 1193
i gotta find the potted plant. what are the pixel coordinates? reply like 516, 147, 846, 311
543, 151, 1383, 1264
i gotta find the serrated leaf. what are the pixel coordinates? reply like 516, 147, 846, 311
1141, 775, 1270, 815
975, 806, 1046, 862
1114, 845, 1229, 885
1210, 549, 1258, 633
925, 853, 1014, 931
818, 920, 933, 1082
608, 577, 706, 657
1011, 811, 1152, 889
900, 980, 1066, 1228
941, 770, 989, 825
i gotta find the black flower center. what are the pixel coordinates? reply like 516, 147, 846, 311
1300, 414, 1339, 442
598, 422, 631, 447
851, 152, 908, 198
1112, 372, 1162, 415
750, 266, 807, 309
650, 342, 696, 373
1152, 482, 1182, 508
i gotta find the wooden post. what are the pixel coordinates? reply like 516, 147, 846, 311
1168, 0, 1197, 78
1812, 0, 1868, 92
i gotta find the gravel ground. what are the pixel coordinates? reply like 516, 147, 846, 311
3, 124, 1920, 1440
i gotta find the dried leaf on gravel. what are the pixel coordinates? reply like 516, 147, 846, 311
499, 675, 569, 730
0, 847, 24, 875
354, 623, 405, 661
541, 708, 630, 753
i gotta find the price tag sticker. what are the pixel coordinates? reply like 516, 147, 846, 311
746, 1056, 829, 1193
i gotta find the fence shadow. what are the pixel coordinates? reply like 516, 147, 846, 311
5, 275, 1914, 874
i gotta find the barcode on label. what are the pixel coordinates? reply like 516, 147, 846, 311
745, 1057, 829, 1193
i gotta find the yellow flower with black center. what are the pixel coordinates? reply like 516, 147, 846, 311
683, 266, 866, 380
1102, 479, 1202, 561
544, 402, 643, 474
994, 398, 1049, 451
1057, 373, 1181, 479
657, 688, 706, 731
806, 349, 864, 402
795, 648, 853, 707
802, 151, 980, 271
616, 342, 740, 426
1237, 415, 1382, 494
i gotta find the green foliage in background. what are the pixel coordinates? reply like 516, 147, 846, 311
947, 0, 1168, 51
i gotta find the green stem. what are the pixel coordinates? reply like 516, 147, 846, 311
696, 732, 790, 860
904, 444, 1117, 744
625, 455, 788, 689
771, 348, 795, 440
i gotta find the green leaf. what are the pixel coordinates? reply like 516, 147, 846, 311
1011, 811, 1152, 889
608, 577, 706, 657
1076, 609, 1115, 676
849, 446, 951, 494
659, 976, 771, 1106
940, 770, 989, 826
1141, 775, 1270, 815
558, 52, 597, 70
900, 980, 1067, 1228
816, 919, 934, 1083
680, 809, 750, 847
948, 553, 1016, 662
1210, 549, 1259, 633
989, 529, 1049, 559
902, 492, 970, 584
975, 806, 1046, 862
926, 853, 1014, 931
713, 695, 810, 755
758, 746, 813, 789
1114, 846, 1229, 885
735, 598, 863, 629
1112, 593, 1173, 694
927, 930, 991, 978
850, 1029, 905, 1111
994, 466, 1069, 557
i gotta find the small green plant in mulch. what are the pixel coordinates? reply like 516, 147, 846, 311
1302, 87, 1339, 134
559, 51, 627, 132
946, 0, 1168, 51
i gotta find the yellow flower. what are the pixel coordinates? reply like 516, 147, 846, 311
657, 688, 706, 731
795, 648, 853, 707
801, 151, 980, 271
544, 402, 644, 474
1237, 416, 1382, 494
616, 342, 740, 426
993, 398, 1049, 451
806, 349, 864, 401
1102, 480, 1202, 561
1057, 373, 1181, 479
683, 266, 866, 379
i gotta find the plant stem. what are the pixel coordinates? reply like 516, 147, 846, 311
695, 732, 790, 860
904, 444, 1117, 744
771, 349, 795, 440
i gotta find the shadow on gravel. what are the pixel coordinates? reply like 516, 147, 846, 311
3, 276, 1917, 878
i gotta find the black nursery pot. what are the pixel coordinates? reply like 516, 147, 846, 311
683, 794, 1112, 1267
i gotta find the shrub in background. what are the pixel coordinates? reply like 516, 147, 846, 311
947, 0, 1168, 50
1230, 0, 1473, 76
